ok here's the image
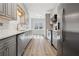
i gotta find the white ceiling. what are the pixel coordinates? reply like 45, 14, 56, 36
24, 3, 59, 18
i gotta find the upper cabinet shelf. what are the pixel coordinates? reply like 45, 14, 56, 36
0, 3, 17, 20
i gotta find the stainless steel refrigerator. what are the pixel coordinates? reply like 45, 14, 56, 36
57, 3, 79, 56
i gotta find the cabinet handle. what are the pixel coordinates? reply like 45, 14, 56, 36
3, 47, 9, 56
6, 47, 9, 56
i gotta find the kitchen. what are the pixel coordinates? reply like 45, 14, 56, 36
0, 3, 32, 56
0, 3, 79, 56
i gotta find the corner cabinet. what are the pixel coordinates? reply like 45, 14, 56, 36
0, 36, 16, 56
0, 3, 17, 20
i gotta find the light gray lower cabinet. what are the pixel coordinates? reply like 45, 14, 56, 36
0, 36, 16, 56
8, 44, 16, 56
0, 47, 8, 56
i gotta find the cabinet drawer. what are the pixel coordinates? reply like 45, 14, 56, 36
0, 36, 16, 50
0, 43, 16, 56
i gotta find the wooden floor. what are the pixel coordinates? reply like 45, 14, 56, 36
23, 36, 57, 56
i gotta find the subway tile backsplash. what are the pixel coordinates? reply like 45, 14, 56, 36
0, 20, 17, 31
0, 21, 9, 30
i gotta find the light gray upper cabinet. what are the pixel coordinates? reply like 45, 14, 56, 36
0, 3, 6, 16
6, 3, 17, 20
0, 3, 17, 20
11, 3, 17, 20
6, 3, 12, 18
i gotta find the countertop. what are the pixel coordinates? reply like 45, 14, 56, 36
0, 29, 31, 40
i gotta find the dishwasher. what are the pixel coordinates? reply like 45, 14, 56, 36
17, 32, 29, 56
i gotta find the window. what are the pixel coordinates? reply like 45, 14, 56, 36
34, 23, 43, 29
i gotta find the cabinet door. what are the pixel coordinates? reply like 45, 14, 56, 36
8, 44, 16, 56
0, 3, 17, 20
0, 36, 16, 56
0, 49, 4, 56
7, 36, 16, 56
11, 3, 17, 20
0, 3, 6, 16
3, 47, 9, 56
0, 47, 9, 56
6, 3, 12, 17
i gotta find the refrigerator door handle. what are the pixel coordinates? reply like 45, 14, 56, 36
62, 31, 65, 42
